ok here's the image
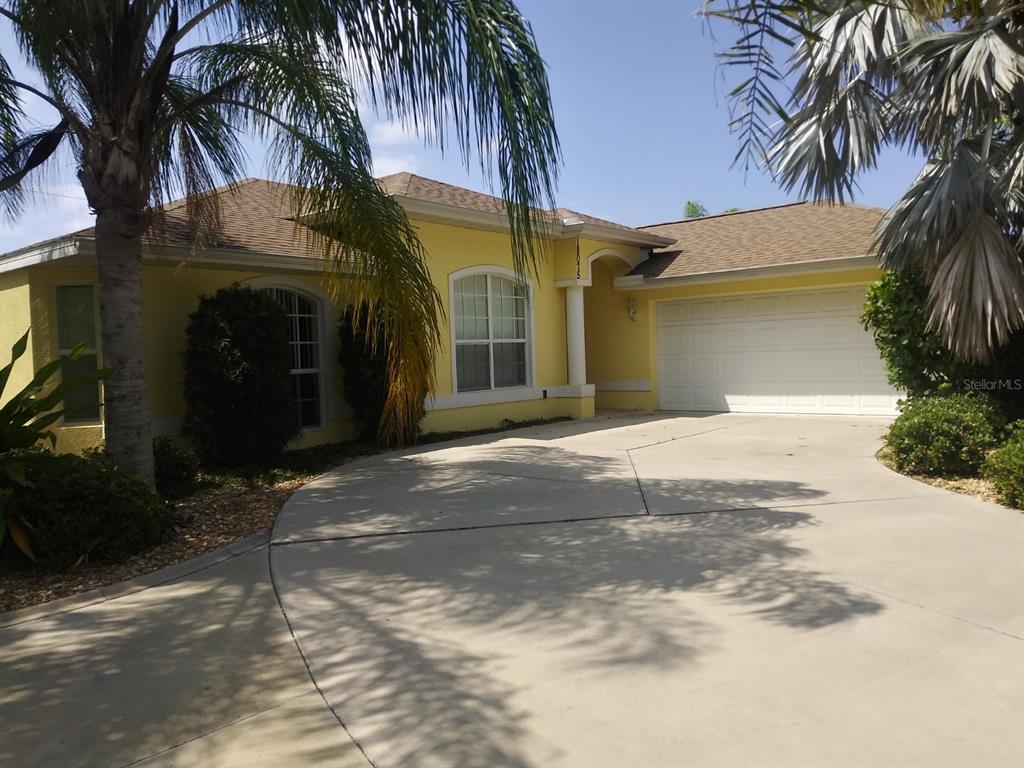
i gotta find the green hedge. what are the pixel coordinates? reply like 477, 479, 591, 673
863, 270, 1024, 418
984, 423, 1024, 509
6, 451, 168, 570
886, 393, 1005, 477
183, 286, 299, 469
153, 437, 200, 499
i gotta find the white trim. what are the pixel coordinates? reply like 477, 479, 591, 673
588, 247, 646, 270
427, 386, 540, 411
425, 383, 594, 411
546, 384, 595, 398
614, 255, 877, 291
565, 285, 586, 387
0, 238, 83, 274
448, 265, 536, 395
554, 247, 649, 288
241, 277, 333, 429
594, 379, 651, 392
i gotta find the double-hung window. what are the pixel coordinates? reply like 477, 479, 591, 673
55, 285, 101, 423
453, 273, 529, 392
266, 288, 323, 429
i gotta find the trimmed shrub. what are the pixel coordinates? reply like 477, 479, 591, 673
153, 437, 200, 499
984, 422, 1024, 509
862, 270, 1024, 418
183, 285, 299, 469
338, 303, 413, 444
886, 393, 1005, 477
5, 451, 168, 570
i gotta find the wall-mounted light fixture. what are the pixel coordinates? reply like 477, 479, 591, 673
627, 297, 638, 322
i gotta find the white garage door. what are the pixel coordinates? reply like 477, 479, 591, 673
656, 285, 901, 415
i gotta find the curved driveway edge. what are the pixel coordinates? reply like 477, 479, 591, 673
0, 540, 369, 768
270, 412, 1024, 767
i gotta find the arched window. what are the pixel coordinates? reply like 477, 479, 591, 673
452, 272, 530, 392
265, 287, 323, 429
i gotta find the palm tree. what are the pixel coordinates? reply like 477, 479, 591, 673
0, 0, 559, 482
707, 0, 1024, 363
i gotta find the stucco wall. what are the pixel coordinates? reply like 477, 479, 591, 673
0, 270, 34, 405
584, 264, 884, 412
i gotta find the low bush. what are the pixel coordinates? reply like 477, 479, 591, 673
337, 303, 391, 443
886, 392, 1005, 477
183, 285, 299, 469
153, 437, 200, 499
984, 423, 1024, 509
862, 270, 1024, 419
5, 451, 168, 570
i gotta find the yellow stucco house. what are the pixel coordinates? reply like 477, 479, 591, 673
0, 173, 901, 454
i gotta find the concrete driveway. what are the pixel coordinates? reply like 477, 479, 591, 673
3, 413, 1023, 767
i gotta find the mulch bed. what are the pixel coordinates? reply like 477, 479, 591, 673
876, 447, 1002, 505
0, 416, 577, 616
0, 477, 308, 615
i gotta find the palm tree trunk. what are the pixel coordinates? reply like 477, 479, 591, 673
94, 206, 154, 484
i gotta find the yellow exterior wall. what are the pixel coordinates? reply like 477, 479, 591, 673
6, 220, 876, 452
421, 395, 594, 434
0, 270, 34, 404
13, 219, 629, 454
414, 221, 617, 432
27, 262, 356, 453
414, 221, 568, 398
585, 265, 884, 412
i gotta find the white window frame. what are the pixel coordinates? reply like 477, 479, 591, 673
449, 266, 535, 398
53, 283, 103, 426
243, 277, 330, 432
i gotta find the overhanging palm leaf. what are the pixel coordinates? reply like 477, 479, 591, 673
708, 0, 1024, 363
0, 0, 559, 472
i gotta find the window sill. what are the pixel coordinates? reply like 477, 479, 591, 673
426, 384, 594, 411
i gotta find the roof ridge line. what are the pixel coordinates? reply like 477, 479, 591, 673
638, 201, 811, 229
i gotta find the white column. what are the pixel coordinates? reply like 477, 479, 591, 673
566, 285, 587, 386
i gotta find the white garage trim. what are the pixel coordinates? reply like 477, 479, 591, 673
655, 284, 901, 416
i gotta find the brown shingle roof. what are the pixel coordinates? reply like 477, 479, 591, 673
75, 178, 317, 258
64, 174, 655, 258
630, 202, 884, 280
376, 172, 653, 236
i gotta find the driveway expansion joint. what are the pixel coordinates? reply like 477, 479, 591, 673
266, 540, 378, 768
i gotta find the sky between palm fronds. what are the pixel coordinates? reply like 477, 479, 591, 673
0, 0, 924, 254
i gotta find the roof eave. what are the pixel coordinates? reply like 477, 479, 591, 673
395, 196, 671, 247
614, 254, 878, 291
0, 236, 83, 275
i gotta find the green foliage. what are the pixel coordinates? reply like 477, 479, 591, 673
338, 304, 405, 444
862, 271, 1024, 418
4, 451, 168, 570
983, 423, 1024, 510
886, 393, 1005, 477
1, 0, 561, 448
153, 437, 200, 500
0, 328, 109, 486
684, 200, 708, 219
183, 286, 299, 470
709, 1, 1024, 361
862, 271, 971, 396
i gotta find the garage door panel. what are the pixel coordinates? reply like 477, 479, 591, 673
656, 286, 901, 416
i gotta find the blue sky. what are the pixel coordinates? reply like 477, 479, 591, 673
0, 0, 923, 254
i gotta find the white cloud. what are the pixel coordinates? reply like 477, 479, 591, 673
372, 152, 420, 177
368, 119, 424, 147
0, 184, 93, 253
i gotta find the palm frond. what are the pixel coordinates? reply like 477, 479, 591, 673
178, 39, 441, 444
895, 14, 1024, 150
876, 136, 1024, 361
330, 0, 560, 278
